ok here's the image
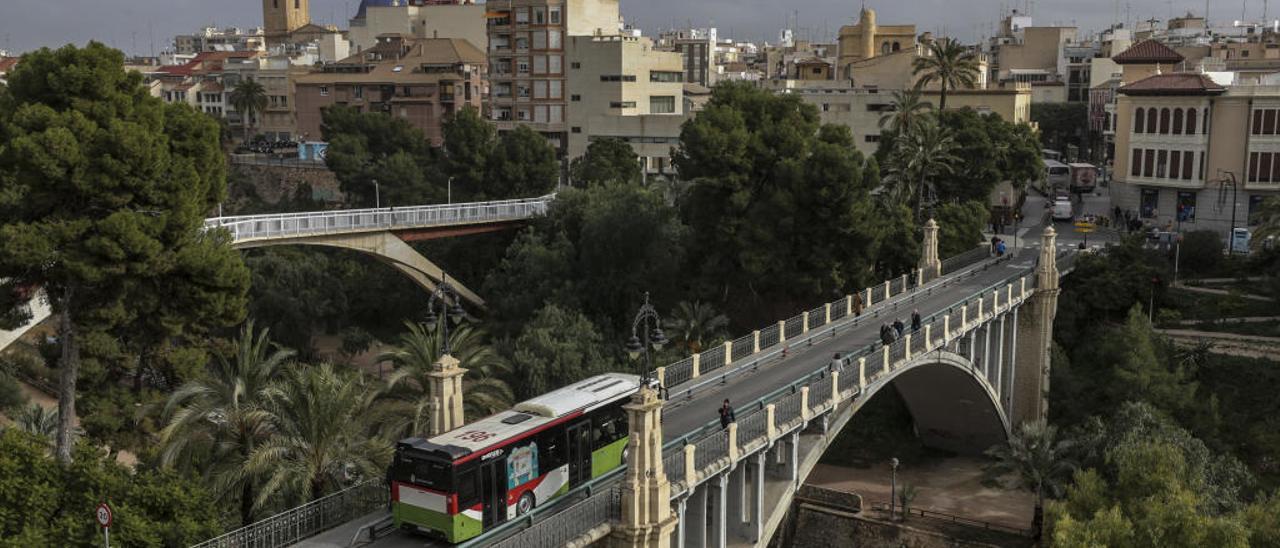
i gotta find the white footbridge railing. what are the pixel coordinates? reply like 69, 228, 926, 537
204, 195, 556, 244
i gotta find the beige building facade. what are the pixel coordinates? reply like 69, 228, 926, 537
347, 2, 488, 55
294, 36, 485, 145
566, 34, 685, 176
1112, 72, 1280, 237
263, 0, 311, 47
836, 7, 916, 79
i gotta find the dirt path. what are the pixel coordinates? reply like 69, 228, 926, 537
1172, 283, 1274, 302
805, 457, 1035, 531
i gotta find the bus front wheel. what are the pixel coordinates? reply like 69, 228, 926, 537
517, 492, 536, 516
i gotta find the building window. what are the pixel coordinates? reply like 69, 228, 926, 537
865, 134, 881, 143
1141, 188, 1159, 218
1131, 148, 1142, 177
1199, 151, 1206, 179
1159, 108, 1171, 134
533, 7, 545, 24
549, 6, 562, 24
650, 71, 683, 83
1134, 108, 1145, 134
1144, 149, 1155, 177
1177, 191, 1197, 222
319, 86, 328, 97
1251, 195, 1268, 225
1146, 107, 1158, 133
515, 8, 530, 24
1156, 150, 1168, 178
650, 95, 676, 114
354, 86, 363, 99
1268, 110, 1279, 135
1170, 150, 1181, 179
599, 75, 637, 82
571, 127, 582, 133
1187, 108, 1197, 134
571, 94, 581, 101
1182, 149, 1193, 180
610, 101, 636, 108
570, 62, 581, 69
1172, 109, 1183, 135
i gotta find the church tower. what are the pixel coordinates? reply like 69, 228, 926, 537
263, 0, 311, 47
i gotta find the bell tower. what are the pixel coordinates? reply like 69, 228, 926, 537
263, 0, 311, 47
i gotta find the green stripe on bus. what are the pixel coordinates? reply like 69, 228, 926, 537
392, 501, 483, 543
592, 435, 630, 478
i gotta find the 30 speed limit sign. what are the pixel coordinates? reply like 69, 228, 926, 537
96, 502, 112, 528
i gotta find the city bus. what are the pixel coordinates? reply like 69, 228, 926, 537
1043, 159, 1071, 194
389, 373, 640, 543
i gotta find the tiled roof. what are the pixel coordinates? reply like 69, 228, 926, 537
1112, 39, 1185, 64
1119, 73, 1226, 95
0, 57, 19, 73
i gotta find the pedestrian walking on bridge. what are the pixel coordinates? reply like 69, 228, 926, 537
719, 399, 736, 430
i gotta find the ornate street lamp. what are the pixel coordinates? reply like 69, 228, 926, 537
625, 291, 668, 386
424, 275, 467, 355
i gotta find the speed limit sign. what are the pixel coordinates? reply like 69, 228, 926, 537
96, 502, 112, 527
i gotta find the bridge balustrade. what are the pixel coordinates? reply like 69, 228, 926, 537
940, 245, 991, 275
731, 333, 755, 362
485, 486, 619, 548
699, 346, 727, 375
758, 323, 781, 349
693, 430, 730, 471
190, 480, 386, 548
664, 357, 695, 387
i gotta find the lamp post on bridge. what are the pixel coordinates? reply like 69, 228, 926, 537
423, 275, 468, 435
890, 457, 900, 521
625, 291, 668, 395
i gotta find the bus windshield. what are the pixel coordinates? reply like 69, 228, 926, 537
391, 453, 453, 492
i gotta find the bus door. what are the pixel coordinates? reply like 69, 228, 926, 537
566, 420, 593, 485
479, 456, 509, 528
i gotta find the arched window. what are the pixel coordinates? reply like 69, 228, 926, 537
882, 42, 891, 54
892, 42, 901, 52
1160, 108, 1171, 134
1173, 109, 1183, 134
295, 0, 300, 9
1135, 107, 1145, 133
1146, 107, 1158, 133
1187, 108, 1197, 134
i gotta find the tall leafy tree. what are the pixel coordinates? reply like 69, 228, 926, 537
247, 362, 392, 507
159, 321, 294, 526
379, 321, 514, 434
228, 79, 268, 141
440, 106, 495, 201
984, 420, 1077, 538
933, 201, 988, 257
484, 125, 558, 199
912, 37, 980, 111
570, 138, 641, 187
674, 82, 879, 322
321, 105, 440, 207
1102, 306, 1197, 417
0, 43, 250, 463
512, 304, 616, 399
878, 88, 932, 134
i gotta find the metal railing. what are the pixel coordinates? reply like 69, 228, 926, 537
486, 486, 620, 548
204, 194, 555, 243
867, 502, 1032, 537
941, 245, 991, 275
190, 480, 387, 548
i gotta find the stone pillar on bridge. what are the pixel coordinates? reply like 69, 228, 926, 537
919, 218, 942, 283
427, 354, 466, 435
613, 386, 679, 548
1012, 227, 1060, 426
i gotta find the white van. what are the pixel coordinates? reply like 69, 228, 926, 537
1052, 197, 1074, 221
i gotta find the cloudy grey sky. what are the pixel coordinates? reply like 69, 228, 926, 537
0, 0, 1254, 56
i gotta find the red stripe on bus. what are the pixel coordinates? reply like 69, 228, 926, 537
453, 410, 585, 465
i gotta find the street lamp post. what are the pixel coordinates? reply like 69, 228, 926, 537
424, 275, 467, 356
447, 177, 454, 204
890, 457, 900, 521
373, 178, 381, 210
625, 291, 668, 391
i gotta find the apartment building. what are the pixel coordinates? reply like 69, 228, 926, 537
294, 35, 485, 144
656, 28, 717, 87
149, 51, 261, 118
223, 54, 310, 140
174, 27, 266, 54
486, 0, 622, 151
1112, 51, 1280, 236
565, 34, 685, 177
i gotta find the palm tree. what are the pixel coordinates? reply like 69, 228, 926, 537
912, 37, 981, 111
885, 116, 960, 221
664, 301, 730, 354
378, 321, 514, 438
878, 88, 933, 134
246, 363, 393, 508
159, 321, 294, 526
228, 79, 268, 142
984, 420, 1077, 538
13, 404, 61, 442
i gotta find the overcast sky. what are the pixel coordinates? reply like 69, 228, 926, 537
0, 0, 1256, 57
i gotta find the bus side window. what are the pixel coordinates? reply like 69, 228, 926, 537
537, 429, 566, 470
592, 401, 628, 451
456, 467, 478, 508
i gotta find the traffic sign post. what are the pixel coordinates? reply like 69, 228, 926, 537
96, 502, 112, 548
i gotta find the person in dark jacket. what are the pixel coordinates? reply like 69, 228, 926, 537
911, 310, 921, 332
719, 399, 736, 429
880, 324, 895, 345
853, 292, 865, 316
892, 318, 905, 338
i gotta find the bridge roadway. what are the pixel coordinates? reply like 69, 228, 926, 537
313, 246, 1043, 548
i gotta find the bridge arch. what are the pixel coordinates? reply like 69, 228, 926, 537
838, 350, 1010, 456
